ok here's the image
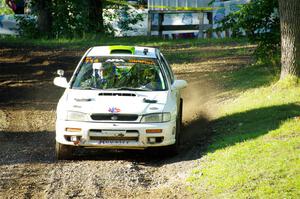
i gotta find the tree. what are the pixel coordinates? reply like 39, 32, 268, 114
0, 0, 14, 14
35, 0, 52, 36
5, 0, 25, 14
88, 0, 104, 34
216, 0, 280, 67
17, 0, 143, 38
278, 0, 300, 80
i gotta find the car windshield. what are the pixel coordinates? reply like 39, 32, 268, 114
71, 56, 167, 91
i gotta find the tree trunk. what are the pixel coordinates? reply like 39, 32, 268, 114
88, 0, 104, 34
36, 0, 52, 37
278, 0, 300, 79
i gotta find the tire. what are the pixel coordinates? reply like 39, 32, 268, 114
166, 98, 183, 155
179, 98, 183, 129
56, 141, 73, 160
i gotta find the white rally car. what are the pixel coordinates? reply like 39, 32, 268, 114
54, 46, 187, 159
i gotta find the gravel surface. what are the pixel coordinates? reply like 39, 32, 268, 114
0, 44, 251, 198
0, 109, 208, 198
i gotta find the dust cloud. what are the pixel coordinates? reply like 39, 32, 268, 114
179, 79, 220, 147
181, 79, 219, 123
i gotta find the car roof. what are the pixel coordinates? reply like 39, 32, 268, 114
87, 46, 158, 59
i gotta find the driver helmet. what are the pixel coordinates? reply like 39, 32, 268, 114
92, 63, 104, 78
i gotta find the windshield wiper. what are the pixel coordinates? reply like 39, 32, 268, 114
73, 87, 99, 90
117, 87, 151, 91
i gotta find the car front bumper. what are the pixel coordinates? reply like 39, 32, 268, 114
55, 120, 177, 149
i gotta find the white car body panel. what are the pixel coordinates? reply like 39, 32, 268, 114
87, 46, 157, 58
54, 46, 186, 150
65, 90, 169, 115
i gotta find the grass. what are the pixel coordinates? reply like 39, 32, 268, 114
1, 35, 298, 197
0, 35, 248, 50
222, 66, 276, 90
164, 45, 254, 64
187, 69, 300, 198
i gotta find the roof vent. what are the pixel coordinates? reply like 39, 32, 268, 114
143, 48, 149, 55
109, 46, 135, 55
110, 49, 132, 54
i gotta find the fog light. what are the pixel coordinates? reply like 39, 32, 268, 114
70, 136, 78, 142
146, 129, 162, 133
148, 137, 156, 143
65, 128, 82, 132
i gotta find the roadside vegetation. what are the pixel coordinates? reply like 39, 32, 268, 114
0, 36, 247, 49
1, 35, 299, 197
1, 0, 300, 197
187, 59, 300, 198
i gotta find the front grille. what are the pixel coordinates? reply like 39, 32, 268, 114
91, 114, 138, 121
89, 130, 139, 134
89, 136, 138, 141
89, 130, 139, 143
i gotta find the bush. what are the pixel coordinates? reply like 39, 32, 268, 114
16, 15, 39, 38
216, 0, 280, 68
0, 0, 14, 14
17, 0, 144, 39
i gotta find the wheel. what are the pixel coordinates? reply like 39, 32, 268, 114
56, 141, 73, 160
166, 98, 183, 155
179, 98, 183, 129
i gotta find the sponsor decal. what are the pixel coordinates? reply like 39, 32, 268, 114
84, 57, 93, 63
108, 107, 121, 113
105, 59, 125, 62
128, 59, 154, 65
111, 115, 118, 120
84, 57, 101, 63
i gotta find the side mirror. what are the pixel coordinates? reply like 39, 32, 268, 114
57, 69, 64, 77
171, 80, 188, 90
54, 77, 68, 88
54, 69, 68, 88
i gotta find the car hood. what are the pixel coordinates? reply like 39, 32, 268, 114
63, 89, 168, 115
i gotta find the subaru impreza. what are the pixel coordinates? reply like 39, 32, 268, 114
53, 46, 187, 159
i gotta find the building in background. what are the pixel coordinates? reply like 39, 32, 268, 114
147, 0, 212, 38
212, 0, 250, 38
147, 0, 250, 38
0, 0, 249, 37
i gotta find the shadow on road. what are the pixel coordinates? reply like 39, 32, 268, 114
0, 131, 56, 165
2, 101, 299, 168
73, 115, 211, 164
0, 114, 211, 166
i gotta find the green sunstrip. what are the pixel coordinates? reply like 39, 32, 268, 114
109, 46, 135, 54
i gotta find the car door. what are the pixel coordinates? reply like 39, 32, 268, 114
159, 53, 180, 115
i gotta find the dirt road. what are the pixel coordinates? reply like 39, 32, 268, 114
0, 44, 252, 198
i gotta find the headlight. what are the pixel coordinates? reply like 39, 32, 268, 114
141, 112, 171, 123
66, 111, 89, 121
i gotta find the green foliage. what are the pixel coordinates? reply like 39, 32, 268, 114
51, 0, 90, 38
217, 0, 280, 68
0, 0, 13, 14
18, 0, 144, 38
275, 75, 300, 89
103, 2, 144, 36
15, 15, 39, 38
0, 36, 246, 50
117, 6, 143, 35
